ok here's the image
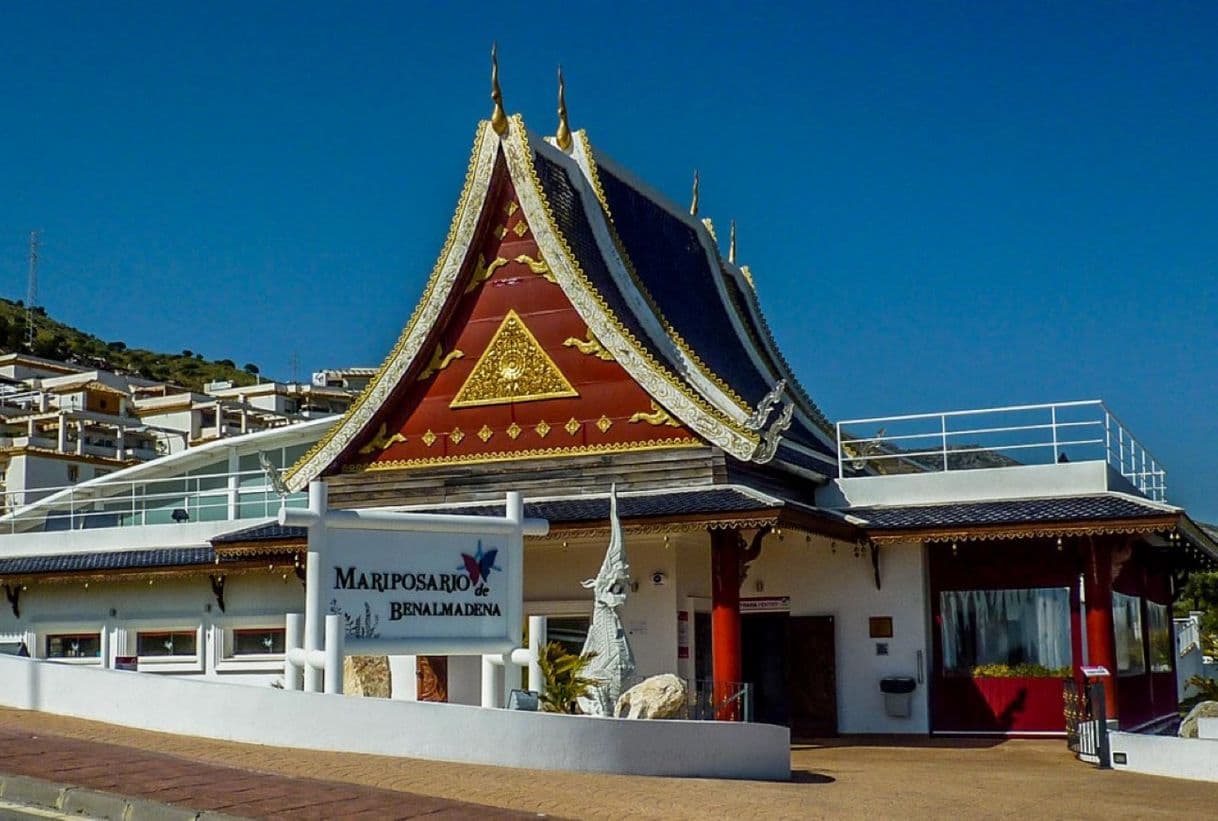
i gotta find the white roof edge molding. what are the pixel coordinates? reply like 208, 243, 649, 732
507, 118, 759, 461
0, 416, 336, 523
285, 121, 501, 491
288, 117, 764, 492
565, 134, 752, 426
567, 132, 830, 462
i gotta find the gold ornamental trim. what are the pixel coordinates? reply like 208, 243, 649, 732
576, 131, 751, 415
416, 343, 465, 381
343, 437, 703, 473
562, 329, 614, 361
508, 118, 759, 459
450, 309, 579, 408
357, 422, 407, 455
867, 517, 1180, 545
284, 122, 496, 489
629, 401, 680, 427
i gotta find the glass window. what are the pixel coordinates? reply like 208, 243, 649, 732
939, 588, 1072, 677
46, 633, 101, 659
545, 616, 591, 657
137, 630, 197, 657
1113, 591, 1146, 675
232, 628, 285, 656
1146, 601, 1172, 673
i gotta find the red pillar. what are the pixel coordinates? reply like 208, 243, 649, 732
1084, 537, 1119, 722
710, 529, 742, 719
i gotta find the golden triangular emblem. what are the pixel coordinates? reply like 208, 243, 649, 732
450, 309, 579, 408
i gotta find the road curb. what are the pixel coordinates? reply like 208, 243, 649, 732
0, 771, 249, 820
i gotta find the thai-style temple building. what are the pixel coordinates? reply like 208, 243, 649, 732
0, 66, 1214, 738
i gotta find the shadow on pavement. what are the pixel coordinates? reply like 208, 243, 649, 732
789, 770, 836, 784
792, 734, 1018, 750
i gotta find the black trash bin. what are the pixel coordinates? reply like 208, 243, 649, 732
880, 676, 917, 718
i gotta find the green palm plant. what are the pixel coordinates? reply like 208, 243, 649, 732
537, 641, 600, 714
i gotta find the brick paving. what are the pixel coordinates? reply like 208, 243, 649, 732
3, 709, 1218, 819
0, 721, 534, 820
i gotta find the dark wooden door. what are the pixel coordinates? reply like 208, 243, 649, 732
789, 615, 837, 738
416, 656, 448, 702
742, 613, 791, 726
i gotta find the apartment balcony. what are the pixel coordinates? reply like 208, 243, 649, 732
0, 467, 305, 538
822, 400, 1167, 509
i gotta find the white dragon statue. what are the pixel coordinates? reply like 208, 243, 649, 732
576, 484, 636, 716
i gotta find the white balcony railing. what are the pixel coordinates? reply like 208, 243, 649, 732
0, 468, 306, 534
836, 400, 1167, 502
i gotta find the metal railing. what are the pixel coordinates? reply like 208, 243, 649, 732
1176, 615, 1202, 657
836, 400, 1167, 502
686, 679, 753, 722
0, 468, 306, 534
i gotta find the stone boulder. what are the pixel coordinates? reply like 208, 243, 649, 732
615, 674, 687, 719
343, 655, 391, 698
1179, 701, 1218, 738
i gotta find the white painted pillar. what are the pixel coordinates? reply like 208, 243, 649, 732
116, 426, 125, 459
388, 655, 418, 700
57, 414, 67, 452
226, 448, 239, 520
284, 613, 303, 691
303, 481, 327, 693
324, 613, 344, 695
25, 418, 34, 438
99, 627, 111, 670
527, 615, 546, 696
214, 404, 223, 438
203, 619, 218, 678
481, 655, 500, 708
75, 420, 85, 455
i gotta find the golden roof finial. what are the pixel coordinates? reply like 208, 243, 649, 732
555, 66, 572, 151
689, 170, 700, 216
729, 219, 737, 263
490, 43, 508, 135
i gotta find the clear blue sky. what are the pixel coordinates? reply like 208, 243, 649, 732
2, 3, 1215, 519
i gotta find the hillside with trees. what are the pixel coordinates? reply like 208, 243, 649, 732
0, 297, 260, 392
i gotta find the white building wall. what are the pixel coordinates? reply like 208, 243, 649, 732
745, 536, 930, 733
0, 573, 305, 687
523, 535, 679, 681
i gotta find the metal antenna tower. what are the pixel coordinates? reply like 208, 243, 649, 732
25, 231, 39, 349
290, 351, 299, 385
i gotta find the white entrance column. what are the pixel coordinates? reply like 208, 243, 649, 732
303, 481, 327, 692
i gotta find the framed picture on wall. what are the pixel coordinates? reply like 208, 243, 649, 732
869, 616, 894, 639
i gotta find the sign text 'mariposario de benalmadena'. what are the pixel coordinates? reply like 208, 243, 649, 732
332, 566, 502, 620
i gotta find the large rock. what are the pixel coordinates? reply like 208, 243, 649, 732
343, 655, 391, 698
1179, 700, 1218, 738
615, 674, 687, 719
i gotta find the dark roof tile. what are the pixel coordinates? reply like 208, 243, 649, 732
851, 495, 1171, 530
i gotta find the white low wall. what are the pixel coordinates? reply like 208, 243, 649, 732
1110, 731, 1218, 782
0, 656, 789, 780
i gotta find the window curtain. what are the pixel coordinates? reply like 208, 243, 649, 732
940, 587, 1072, 673
1113, 592, 1146, 674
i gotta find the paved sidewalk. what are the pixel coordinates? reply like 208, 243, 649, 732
0, 721, 535, 820
3, 709, 1218, 819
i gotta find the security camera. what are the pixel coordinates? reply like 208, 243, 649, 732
650, 571, 668, 586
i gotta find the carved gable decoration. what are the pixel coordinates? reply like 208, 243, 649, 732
450, 309, 578, 408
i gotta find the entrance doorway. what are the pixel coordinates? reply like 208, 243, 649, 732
789, 615, 837, 738
742, 613, 790, 726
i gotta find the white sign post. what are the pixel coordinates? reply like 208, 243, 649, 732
279, 481, 548, 694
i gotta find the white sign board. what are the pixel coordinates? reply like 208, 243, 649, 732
281, 485, 546, 665
328, 530, 513, 647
